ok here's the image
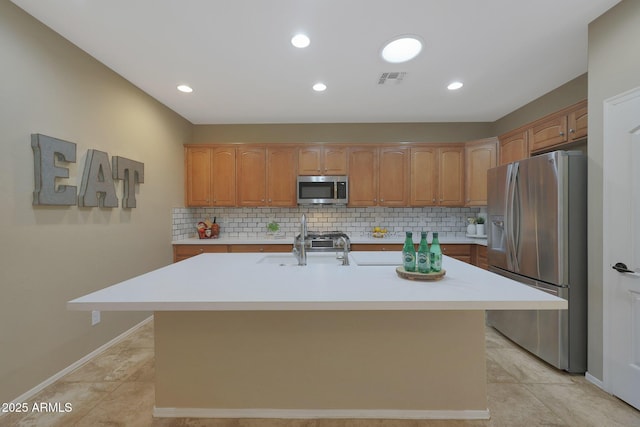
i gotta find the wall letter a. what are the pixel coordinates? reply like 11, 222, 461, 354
78, 149, 118, 207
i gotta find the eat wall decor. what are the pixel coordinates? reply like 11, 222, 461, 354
31, 133, 144, 208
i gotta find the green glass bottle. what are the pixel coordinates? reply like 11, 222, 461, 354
417, 231, 430, 273
402, 231, 416, 271
429, 232, 442, 272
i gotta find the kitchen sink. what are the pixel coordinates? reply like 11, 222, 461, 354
257, 253, 352, 266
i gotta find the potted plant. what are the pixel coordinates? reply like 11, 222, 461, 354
475, 216, 486, 236
466, 217, 477, 235
266, 221, 282, 237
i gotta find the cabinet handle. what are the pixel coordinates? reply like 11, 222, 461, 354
268, 199, 272, 203
380, 198, 384, 202
432, 198, 436, 202
199, 248, 204, 253
569, 128, 575, 134
259, 248, 264, 252
560, 131, 565, 136
373, 198, 377, 202
261, 199, 265, 202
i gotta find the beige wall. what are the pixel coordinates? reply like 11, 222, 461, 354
0, 2, 191, 402
493, 73, 588, 136
192, 122, 495, 144
587, 0, 640, 382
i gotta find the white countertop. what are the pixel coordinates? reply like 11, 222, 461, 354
173, 234, 488, 246
68, 251, 564, 312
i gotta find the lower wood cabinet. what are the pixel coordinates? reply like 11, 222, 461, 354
440, 244, 472, 264
474, 245, 488, 270
350, 243, 403, 252
173, 244, 228, 263
228, 244, 291, 253
173, 242, 488, 269
173, 243, 291, 262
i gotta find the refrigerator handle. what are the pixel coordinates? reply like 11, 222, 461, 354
507, 162, 520, 271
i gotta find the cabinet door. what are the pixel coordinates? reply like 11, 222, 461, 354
438, 146, 465, 206
499, 130, 528, 165
348, 147, 377, 206
568, 103, 588, 141
237, 147, 266, 206
465, 138, 497, 206
410, 147, 437, 206
298, 147, 322, 175
529, 114, 568, 153
267, 147, 297, 207
212, 147, 236, 206
378, 147, 409, 206
185, 146, 212, 206
323, 146, 348, 175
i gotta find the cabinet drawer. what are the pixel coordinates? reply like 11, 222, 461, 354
441, 244, 471, 256
229, 244, 291, 253
475, 245, 488, 270
351, 243, 403, 252
173, 244, 228, 262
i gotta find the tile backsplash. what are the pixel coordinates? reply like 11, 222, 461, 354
172, 206, 482, 241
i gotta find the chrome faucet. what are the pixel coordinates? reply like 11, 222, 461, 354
293, 213, 307, 266
337, 236, 350, 266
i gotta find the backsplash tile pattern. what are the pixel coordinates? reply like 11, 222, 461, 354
172, 206, 481, 241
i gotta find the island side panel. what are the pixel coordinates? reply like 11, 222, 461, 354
154, 310, 487, 415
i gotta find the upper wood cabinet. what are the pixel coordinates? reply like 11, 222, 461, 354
410, 144, 465, 207
236, 147, 266, 207
266, 147, 297, 207
378, 147, 409, 206
237, 146, 297, 207
499, 129, 529, 165
410, 146, 437, 206
298, 146, 347, 175
185, 146, 213, 207
347, 146, 408, 207
529, 100, 588, 154
465, 138, 498, 206
348, 146, 378, 207
438, 145, 465, 206
568, 103, 588, 141
211, 147, 236, 206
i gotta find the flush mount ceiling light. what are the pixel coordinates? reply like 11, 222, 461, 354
312, 82, 327, 92
177, 84, 193, 93
381, 36, 423, 63
291, 34, 311, 48
447, 81, 464, 90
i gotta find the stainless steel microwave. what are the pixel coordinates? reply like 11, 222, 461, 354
297, 176, 348, 205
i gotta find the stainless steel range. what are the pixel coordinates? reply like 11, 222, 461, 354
299, 231, 351, 252
292, 214, 350, 265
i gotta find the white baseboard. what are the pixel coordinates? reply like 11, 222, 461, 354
5, 316, 153, 408
585, 371, 606, 390
153, 407, 491, 420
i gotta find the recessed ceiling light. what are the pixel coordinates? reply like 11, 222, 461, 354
381, 36, 422, 63
447, 81, 464, 90
312, 82, 327, 92
291, 34, 310, 48
177, 84, 193, 93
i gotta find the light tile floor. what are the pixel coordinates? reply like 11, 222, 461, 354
3, 318, 640, 427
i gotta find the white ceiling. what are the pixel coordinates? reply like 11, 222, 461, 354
12, 0, 620, 125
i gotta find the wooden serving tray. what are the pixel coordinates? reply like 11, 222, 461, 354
396, 266, 446, 281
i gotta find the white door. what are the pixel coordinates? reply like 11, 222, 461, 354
603, 87, 640, 410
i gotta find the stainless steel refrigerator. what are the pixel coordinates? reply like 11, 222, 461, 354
487, 150, 587, 373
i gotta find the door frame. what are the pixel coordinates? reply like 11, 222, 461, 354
602, 85, 640, 396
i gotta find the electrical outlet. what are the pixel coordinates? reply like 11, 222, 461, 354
91, 310, 101, 326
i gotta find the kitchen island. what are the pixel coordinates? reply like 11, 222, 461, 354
68, 252, 566, 420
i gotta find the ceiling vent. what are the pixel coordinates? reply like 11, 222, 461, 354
378, 72, 406, 85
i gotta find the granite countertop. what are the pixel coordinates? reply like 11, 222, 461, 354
68, 251, 564, 312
